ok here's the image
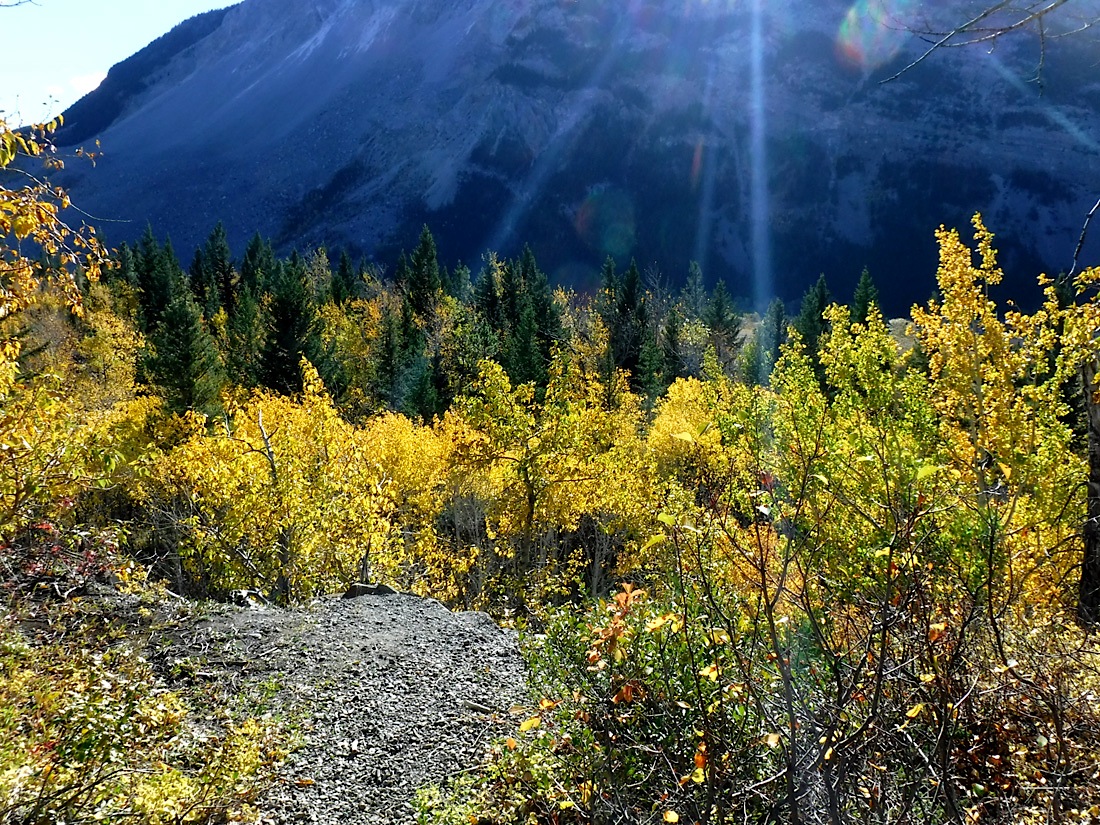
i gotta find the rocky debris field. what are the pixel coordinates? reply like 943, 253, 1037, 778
160, 591, 528, 824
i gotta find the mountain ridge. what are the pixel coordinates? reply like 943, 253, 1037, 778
53, 0, 1100, 312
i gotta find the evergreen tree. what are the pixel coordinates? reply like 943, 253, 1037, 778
407, 225, 441, 317
241, 233, 277, 295
226, 285, 265, 388
473, 248, 560, 391
682, 260, 707, 321
332, 249, 357, 305
751, 297, 787, 386
707, 280, 739, 339
135, 229, 184, 332
304, 248, 332, 305
260, 254, 317, 395
394, 252, 412, 294
663, 305, 685, 382
851, 267, 879, 326
405, 352, 446, 423
794, 274, 832, 386
448, 262, 473, 302
604, 258, 648, 390
474, 257, 504, 335
503, 295, 543, 388
146, 288, 226, 417
706, 279, 741, 366
188, 246, 220, 318
374, 300, 406, 410
519, 245, 561, 357
113, 242, 138, 289
637, 327, 665, 400
203, 222, 235, 316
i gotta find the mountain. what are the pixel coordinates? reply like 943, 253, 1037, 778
53, 0, 1100, 312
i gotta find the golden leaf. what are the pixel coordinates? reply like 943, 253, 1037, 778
519, 716, 541, 733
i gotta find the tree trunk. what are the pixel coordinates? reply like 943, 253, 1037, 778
1079, 359, 1100, 625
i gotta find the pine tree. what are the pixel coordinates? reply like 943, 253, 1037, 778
227, 285, 265, 388
113, 242, 138, 289
407, 225, 442, 317
706, 279, 741, 366
260, 253, 317, 395
663, 305, 685, 382
604, 259, 648, 389
794, 274, 832, 386
519, 245, 561, 362
332, 249, 357, 305
135, 229, 184, 332
241, 233, 277, 295
146, 288, 226, 417
682, 260, 707, 321
503, 295, 543, 388
448, 262, 473, 302
637, 327, 665, 400
203, 222, 236, 316
751, 297, 787, 386
374, 300, 406, 409
474, 256, 504, 336
851, 267, 879, 326
188, 247, 220, 318
304, 248, 333, 305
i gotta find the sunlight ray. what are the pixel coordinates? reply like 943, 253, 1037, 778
485, 13, 632, 259
750, 0, 773, 311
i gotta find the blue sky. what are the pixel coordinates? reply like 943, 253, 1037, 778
0, 0, 237, 125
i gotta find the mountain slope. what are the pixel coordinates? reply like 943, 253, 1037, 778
55, 0, 1100, 311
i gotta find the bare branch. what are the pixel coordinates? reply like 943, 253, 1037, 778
1069, 197, 1100, 277
881, 0, 1095, 83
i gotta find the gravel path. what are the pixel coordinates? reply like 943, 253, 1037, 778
163, 591, 528, 824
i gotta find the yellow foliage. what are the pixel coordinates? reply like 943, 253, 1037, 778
148, 362, 396, 601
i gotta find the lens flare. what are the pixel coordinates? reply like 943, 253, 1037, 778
574, 188, 637, 261
837, 0, 913, 71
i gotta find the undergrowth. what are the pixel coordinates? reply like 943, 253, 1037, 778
0, 520, 288, 825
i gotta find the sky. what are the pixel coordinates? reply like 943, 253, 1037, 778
0, 0, 238, 125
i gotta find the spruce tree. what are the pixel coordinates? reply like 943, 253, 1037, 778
227, 285, 265, 388
663, 305, 685, 382
188, 246, 220, 318
135, 230, 184, 332
448, 262, 473, 303
606, 259, 647, 388
794, 274, 832, 386
503, 295, 543, 388
407, 225, 441, 317
260, 254, 317, 395
682, 260, 707, 321
852, 267, 879, 326
474, 257, 504, 336
519, 245, 561, 363
707, 280, 739, 340
146, 288, 226, 417
241, 233, 277, 295
372, 301, 402, 409
752, 297, 787, 386
636, 328, 665, 400
332, 249, 357, 305
203, 222, 235, 316
113, 242, 138, 289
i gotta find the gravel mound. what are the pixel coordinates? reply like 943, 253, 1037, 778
164, 591, 528, 824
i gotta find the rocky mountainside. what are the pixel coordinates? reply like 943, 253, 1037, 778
54, 0, 1100, 310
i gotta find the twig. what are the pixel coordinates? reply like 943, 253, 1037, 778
1070, 196, 1100, 277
